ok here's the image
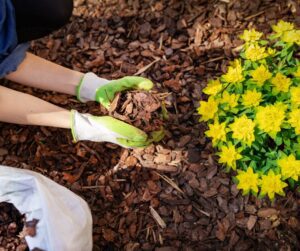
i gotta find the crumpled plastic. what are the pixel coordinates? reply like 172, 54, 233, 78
0, 165, 93, 251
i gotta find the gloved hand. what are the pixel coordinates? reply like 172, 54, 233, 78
71, 110, 149, 148
76, 72, 153, 109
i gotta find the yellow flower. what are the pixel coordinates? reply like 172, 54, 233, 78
229, 115, 256, 146
260, 170, 287, 200
290, 86, 300, 107
271, 73, 292, 93
205, 121, 227, 146
274, 101, 288, 112
294, 66, 300, 78
250, 64, 272, 86
245, 44, 268, 61
203, 79, 223, 95
255, 104, 285, 137
198, 97, 218, 122
240, 29, 262, 42
221, 91, 239, 109
223, 60, 244, 83
278, 154, 300, 181
236, 167, 260, 194
218, 143, 242, 170
272, 20, 294, 35
289, 109, 300, 135
242, 89, 262, 107
281, 30, 300, 45
267, 47, 276, 56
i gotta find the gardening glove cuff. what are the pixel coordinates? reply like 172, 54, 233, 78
70, 110, 148, 148
76, 72, 110, 102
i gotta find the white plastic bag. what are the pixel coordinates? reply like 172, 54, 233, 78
0, 165, 93, 251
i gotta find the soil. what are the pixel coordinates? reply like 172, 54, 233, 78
1, 0, 300, 250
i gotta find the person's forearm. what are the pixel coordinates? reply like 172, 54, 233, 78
5, 53, 84, 95
0, 86, 71, 128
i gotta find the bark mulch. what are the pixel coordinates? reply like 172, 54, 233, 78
1, 0, 300, 250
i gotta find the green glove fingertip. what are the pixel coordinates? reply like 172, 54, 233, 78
135, 77, 153, 90
116, 138, 150, 148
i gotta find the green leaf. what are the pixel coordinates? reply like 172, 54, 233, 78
265, 151, 277, 159
240, 160, 248, 169
259, 40, 269, 45
283, 138, 291, 148
249, 160, 257, 169
231, 108, 239, 114
269, 34, 279, 40
261, 164, 271, 174
244, 60, 252, 69
278, 150, 287, 158
280, 49, 288, 57
275, 136, 283, 146
287, 50, 294, 63
274, 41, 286, 47
288, 178, 295, 189
241, 156, 251, 161
252, 142, 261, 151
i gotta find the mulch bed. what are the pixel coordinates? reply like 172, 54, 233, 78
1, 0, 300, 250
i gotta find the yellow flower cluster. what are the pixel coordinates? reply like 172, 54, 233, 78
223, 60, 244, 83
205, 121, 227, 146
260, 170, 287, 200
203, 79, 222, 95
272, 20, 300, 45
236, 167, 259, 194
242, 89, 262, 107
240, 29, 262, 42
272, 20, 294, 35
236, 167, 289, 200
278, 154, 300, 181
250, 65, 272, 86
255, 104, 285, 137
245, 44, 268, 61
218, 144, 242, 170
198, 97, 218, 122
229, 115, 255, 146
237, 168, 290, 200
288, 109, 300, 134
221, 91, 239, 109
198, 21, 300, 200
290, 86, 300, 107
281, 30, 300, 45
271, 73, 292, 93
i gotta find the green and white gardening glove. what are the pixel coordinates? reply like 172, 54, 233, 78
71, 110, 149, 148
76, 72, 154, 109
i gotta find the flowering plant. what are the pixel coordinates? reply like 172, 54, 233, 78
198, 20, 300, 200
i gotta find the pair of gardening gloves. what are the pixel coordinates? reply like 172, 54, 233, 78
72, 72, 154, 148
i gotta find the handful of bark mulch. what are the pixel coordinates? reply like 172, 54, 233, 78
109, 90, 167, 140
0, 202, 27, 250
0, 202, 41, 250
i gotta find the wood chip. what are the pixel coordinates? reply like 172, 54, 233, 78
149, 206, 166, 229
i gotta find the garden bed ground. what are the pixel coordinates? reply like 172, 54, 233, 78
1, 0, 300, 250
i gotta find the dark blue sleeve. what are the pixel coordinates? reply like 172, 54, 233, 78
0, 0, 29, 78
